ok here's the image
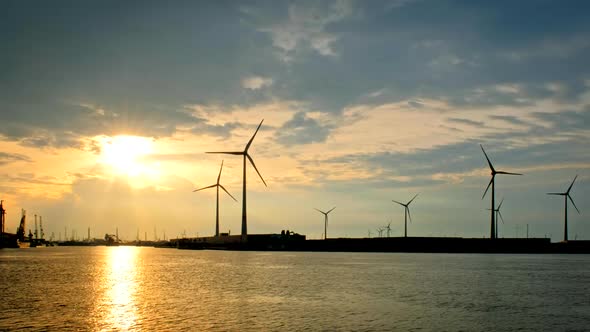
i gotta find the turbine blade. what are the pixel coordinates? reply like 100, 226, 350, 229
407, 193, 419, 205
206, 151, 244, 155
219, 184, 237, 202
496, 171, 523, 175
247, 154, 267, 187
217, 160, 224, 183
498, 211, 505, 224
497, 198, 504, 210
392, 200, 405, 206
407, 207, 412, 222
567, 175, 578, 194
480, 144, 495, 172
193, 184, 217, 192
568, 195, 581, 214
314, 208, 326, 214
482, 177, 494, 199
245, 119, 264, 151
547, 193, 565, 195
327, 206, 336, 214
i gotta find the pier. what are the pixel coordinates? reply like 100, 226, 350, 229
173, 234, 590, 254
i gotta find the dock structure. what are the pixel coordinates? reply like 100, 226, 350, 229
174, 234, 590, 254
175, 232, 306, 250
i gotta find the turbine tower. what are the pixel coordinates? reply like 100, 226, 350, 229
480, 145, 522, 239
392, 194, 418, 237
193, 160, 237, 237
547, 175, 580, 242
207, 120, 267, 241
1, 200, 5, 234
314, 207, 335, 240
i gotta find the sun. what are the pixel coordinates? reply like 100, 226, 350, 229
99, 135, 156, 177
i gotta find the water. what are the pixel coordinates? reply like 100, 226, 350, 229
1, 247, 589, 331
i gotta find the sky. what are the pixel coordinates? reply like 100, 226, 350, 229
1, 0, 589, 242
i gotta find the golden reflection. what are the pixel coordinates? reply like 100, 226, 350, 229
105, 246, 139, 330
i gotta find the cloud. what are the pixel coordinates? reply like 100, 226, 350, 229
531, 106, 590, 132
275, 111, 332, 146
307, 136, 590, 190
190, 121, 245, 139
242, 76, 274, 90
255, 0, 590, 110
447, 118, 485, 128
488, 115, 529, 126
0, 152, 32, 165
0, 100, 204, 149
367, 89, 386, 98
257, 0, 354, 61
0, 172, 74, 200
3, 173, 70, 186
2, 0, 590, 151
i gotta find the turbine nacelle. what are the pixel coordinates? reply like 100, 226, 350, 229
547, 175, 581, 214
487, 198, 505, 224
206, 120, 267, 187
315, 206, 336, 216
480, 145, 522, 200
392, 193, 419, 208
192, 161, 237, 202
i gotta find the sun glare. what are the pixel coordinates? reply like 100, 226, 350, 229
100, 135, 157, 177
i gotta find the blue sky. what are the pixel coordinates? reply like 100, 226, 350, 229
1, 0, 589, 241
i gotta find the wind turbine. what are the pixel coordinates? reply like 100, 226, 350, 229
314, 207, 336, 240
392, 194, 418, 237
547, 175, 581, 242
207, 120, 267, 241
487, 198, 505, 238
480, 145, 522, 239
385, 222, 392, 238
193, 160, 237, 237
377, 227, 384, 238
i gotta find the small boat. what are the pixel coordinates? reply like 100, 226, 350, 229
17, 239, 31, 248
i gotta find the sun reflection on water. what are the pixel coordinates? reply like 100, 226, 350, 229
102, 246, 139, 330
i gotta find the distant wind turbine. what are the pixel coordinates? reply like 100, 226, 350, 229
392, 194, 418, 237
314, 207, 336, 240
207, 120, 267, 241
385, 222, 392, 238
487, 198, 505, 238
547, 175, 581, 242
193, 160, 237, 237
377, 227, 384, 238
480, 145, 522, 239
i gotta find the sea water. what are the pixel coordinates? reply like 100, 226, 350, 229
1, 247, 589, 331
